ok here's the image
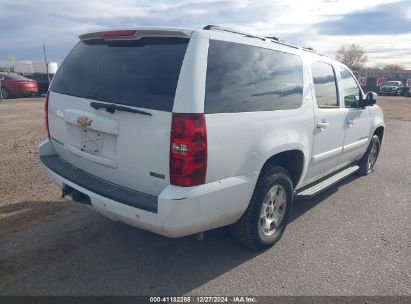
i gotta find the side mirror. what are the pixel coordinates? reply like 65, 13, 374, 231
0, 76, 4, 81
361, 92, 377, 107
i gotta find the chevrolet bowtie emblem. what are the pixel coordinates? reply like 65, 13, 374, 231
77, 116, 92, 127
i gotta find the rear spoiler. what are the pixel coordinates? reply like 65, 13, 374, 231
79, 28, 192, 41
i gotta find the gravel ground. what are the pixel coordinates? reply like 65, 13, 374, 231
0, 96, 410, 295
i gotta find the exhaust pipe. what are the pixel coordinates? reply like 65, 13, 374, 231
71, 191, 80, 202
61, 185, 73, 198
71, 190, 91, 205
62, 185, 91, 205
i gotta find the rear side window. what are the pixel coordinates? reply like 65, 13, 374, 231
205, 40, 303, 114
311, 62, 338, 108
50, 37, 189, 112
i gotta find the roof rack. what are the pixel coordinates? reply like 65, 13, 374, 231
302, 47, 326, 57
265, 36, 279, 41
264, 34, 299, 49
203, 25, 267, 41
203, 24, 298, 49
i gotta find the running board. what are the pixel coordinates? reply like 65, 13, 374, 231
296, 165, 359, 198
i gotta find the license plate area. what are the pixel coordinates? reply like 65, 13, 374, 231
80, 128, 103, 154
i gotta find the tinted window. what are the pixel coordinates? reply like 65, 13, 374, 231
339, 67, 361, 108
50, 37, 189, 112
311, 62, 338, 107
205, 40, 303, 113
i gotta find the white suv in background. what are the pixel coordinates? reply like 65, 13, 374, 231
39, 26, 384, 249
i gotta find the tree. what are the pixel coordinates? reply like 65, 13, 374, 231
382, 64, 404, 72
335, 44, 368, 71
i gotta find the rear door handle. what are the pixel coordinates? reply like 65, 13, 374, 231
317, 122, 330, 129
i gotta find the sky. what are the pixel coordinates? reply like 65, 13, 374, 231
1, 0, 411, 68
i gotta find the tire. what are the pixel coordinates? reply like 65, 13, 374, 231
0, 87, 9, 99
230, 165, 294, 250
357, 135, 381, 176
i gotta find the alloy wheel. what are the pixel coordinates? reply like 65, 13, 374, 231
260, 185, 287, 236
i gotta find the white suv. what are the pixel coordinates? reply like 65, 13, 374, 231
39, 26, 384, 249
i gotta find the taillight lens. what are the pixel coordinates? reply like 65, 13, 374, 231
170, 113, 207, 187
97, 30, 136, 38
45, 92, 50, 139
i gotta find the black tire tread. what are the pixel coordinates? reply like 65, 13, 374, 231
230, 164, 292, 250
357, 135, 380, 176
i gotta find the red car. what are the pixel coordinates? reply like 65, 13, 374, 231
0, 73, 39, 99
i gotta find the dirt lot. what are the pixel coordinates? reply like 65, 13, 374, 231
0, 96, 410, 295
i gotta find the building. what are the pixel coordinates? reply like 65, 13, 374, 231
0, 60, 58, 74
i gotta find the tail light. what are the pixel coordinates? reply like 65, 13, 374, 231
45, 92, 50, 139
97, 30, 136, 38
170, 113, 207, 187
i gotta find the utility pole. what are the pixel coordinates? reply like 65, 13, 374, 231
43, 44, 50, 83
0, 76, 3, 102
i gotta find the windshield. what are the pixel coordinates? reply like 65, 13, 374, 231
386, 81, 400, 86
50, 37, 189, 112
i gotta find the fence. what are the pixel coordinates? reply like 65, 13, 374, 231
357, 72, 411, 93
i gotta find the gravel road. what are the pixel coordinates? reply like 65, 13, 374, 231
0, 96, 410, 295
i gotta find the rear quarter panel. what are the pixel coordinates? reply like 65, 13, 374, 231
205, 107, 313, 186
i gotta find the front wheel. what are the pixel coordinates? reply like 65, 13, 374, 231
230, 165, 293, 250
357, 135, 381, 176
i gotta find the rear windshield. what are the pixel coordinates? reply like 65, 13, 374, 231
50, 37, 189, 112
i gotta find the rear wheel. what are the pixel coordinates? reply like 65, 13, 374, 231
230, 165, 293, 250
357, 135, 381, 176
1, 87, 9, 99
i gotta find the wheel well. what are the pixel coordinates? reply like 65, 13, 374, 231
374, 126, 384, 143
261, 150, 304, 188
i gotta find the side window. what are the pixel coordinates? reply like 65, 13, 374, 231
311, 62, 338, 108
339, 67, 361, 108
205, 40, 303, 114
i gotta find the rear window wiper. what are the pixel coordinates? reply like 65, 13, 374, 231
90, 102, 152, 116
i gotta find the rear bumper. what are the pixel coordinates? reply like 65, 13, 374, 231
39, 140, 257, 237
22, 90, 38, 95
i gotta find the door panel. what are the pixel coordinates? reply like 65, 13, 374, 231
338, 67, 372, 165
340, 109, 371, 165
304, 61, 345, 184
305, 109, 346, 183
